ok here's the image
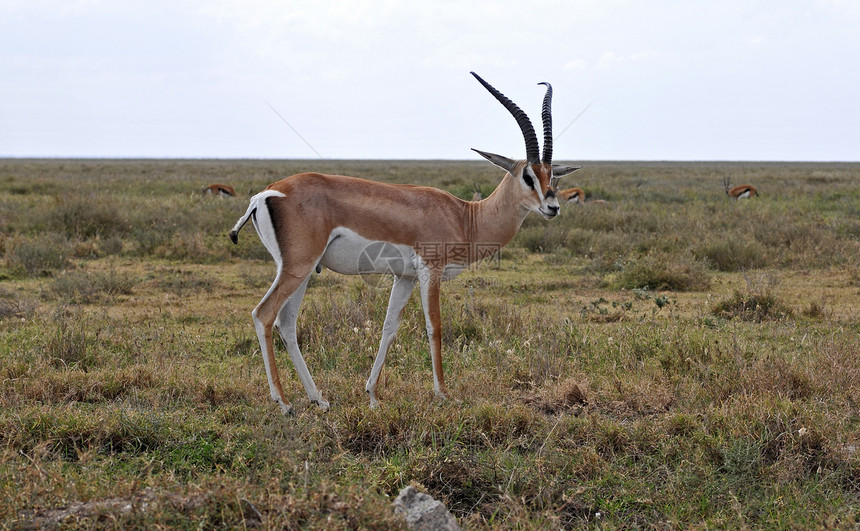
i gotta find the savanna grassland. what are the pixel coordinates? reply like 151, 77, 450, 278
0, 159, 858, 529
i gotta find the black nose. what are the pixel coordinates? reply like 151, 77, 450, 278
548, 205, 559, 215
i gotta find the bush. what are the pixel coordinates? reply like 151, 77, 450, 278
711, 290, 793, 322
47, 194, 129, 239
711, 273, 793, 322
0, 288, 36, 319
613, 251, 711, 291
49, 272, 101, 304
154, 269, 220, 296
99, 236, 125, 256
514, 225, 570, 253
695, 238, 769, 272
49, 270, 137, 304
4, 234, 71, 276
44, 307, 99, 369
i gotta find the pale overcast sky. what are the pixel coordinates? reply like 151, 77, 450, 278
1, 0, 858, 161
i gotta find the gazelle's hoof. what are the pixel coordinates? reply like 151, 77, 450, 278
366, 386, 380, 409
275, 398, 294, 416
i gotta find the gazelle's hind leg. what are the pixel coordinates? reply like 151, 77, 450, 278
275, 275, 329, 410
252, 269, 314, 415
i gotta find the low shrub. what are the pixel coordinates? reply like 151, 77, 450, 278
154, 269, 220, 295
44, 307, 100, 369
711, 290, 793, 322
49, 269, 137, 304
613, 251, 711, 291
160, 231, 211, 262
4, 234, 71, 276
99, 236, 125, 256
0, 288, 36, 319
514, 225, 570, 253
695, 237, 769, 272
711, 273, 793, 321
47, 194, 129, 239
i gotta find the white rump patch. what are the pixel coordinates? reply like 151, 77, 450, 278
248, 190, 287, 269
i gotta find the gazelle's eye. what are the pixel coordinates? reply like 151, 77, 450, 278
522, 171, 535, 190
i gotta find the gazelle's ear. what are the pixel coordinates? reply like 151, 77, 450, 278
472, 149, 517, 174
551, 164, 581, 177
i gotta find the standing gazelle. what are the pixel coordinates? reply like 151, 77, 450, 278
230, 72, 580, 414
723, 177, 758, 200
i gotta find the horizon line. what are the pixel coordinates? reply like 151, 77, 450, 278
2, 156, 859, 164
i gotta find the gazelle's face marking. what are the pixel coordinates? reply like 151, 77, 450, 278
520, 163, 560, 219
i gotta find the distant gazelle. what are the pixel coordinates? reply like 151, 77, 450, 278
559, 187, 607, 205
203, 184, 237, 197
471, 184, 483, 201
723, 177, 757, 200
229, 72, 580, 414
558, 187, 585, 204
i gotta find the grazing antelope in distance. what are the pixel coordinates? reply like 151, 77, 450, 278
203, 183, 237, 197
723, 177, 757, 200
229, 72, 580, 414
558, 187, 585, 204
471, 184, 483, 201
558, 187, 608, 205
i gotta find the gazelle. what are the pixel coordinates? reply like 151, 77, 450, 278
558, 187, 585, 204
558, 187, 608, 205
203, 183, 237, 197
471, 184, 483, 201
723, 177, 757, 200
229, 72, 580, 414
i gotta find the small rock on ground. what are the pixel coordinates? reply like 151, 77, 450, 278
393, 486, 460, 531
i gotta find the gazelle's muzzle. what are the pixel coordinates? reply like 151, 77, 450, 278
539, 199, 560, 219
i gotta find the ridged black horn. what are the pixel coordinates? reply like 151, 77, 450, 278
471, 72, 540, 164
538, 82, 553, 164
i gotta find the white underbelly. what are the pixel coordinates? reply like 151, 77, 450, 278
318, 227, 465, 280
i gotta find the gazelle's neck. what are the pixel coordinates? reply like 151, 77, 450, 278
470, 174, 531, 247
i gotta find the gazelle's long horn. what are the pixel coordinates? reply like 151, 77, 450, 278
471, 72, 540, 164
539, 82, 553, 164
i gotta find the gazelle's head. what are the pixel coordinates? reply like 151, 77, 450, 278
723, 176, 731, 195
471, 72, 580, 220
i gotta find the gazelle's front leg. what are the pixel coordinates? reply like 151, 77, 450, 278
275, 275, 329, 410
365, 275, 416, 408
418, 265, 448, 400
